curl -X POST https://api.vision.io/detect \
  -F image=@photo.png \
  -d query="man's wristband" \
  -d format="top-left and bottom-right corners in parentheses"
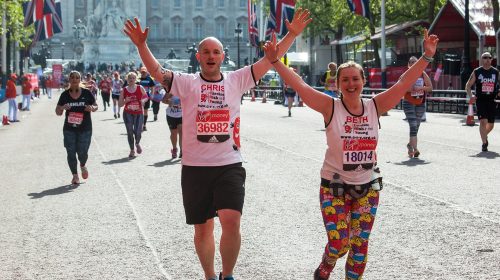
top-left (270, 59), bottom-right (279, 64)
top-left (422, 54), bottom-right (434, 63)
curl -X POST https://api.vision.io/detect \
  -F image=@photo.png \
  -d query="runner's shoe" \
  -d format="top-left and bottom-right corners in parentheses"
top-left (407, 143), bottom-right (414, 158)
top-left (171, 148), bottom-right (178, 159)
top-left (136, 143), bottom-right (142, 154)
top-left (81, 166), bottom-right (89, 179)
top-left (71, 174), bottom-right (80, 185)
top-left (413, 148), bottom-right (420, 158)
top-left (219, 273), bottom-right (234, 280)
top-left (143, 126), bottom-right (147, 131)
top-left (114, 114), bottom-right (117, 119)
top-left (314, 267), bottom-right (329, 280)
top-left (129, 150), bottom-right (135, 158)
top-left (482, 141), bottom-right (488, 152)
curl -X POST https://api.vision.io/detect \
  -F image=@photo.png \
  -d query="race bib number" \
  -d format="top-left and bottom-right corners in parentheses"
top-left (196, 109), bottom-right (230, 143)
top-left (68, 112), bottom-right (84, 125)
top-left (127, 103), bottom-right (141, 112)
top-left (342, 139), bottom-right (377, 171)
top-left (411, 89), bottom-right (425, 98)
top-left (482, 82), bottom-right (494, 94)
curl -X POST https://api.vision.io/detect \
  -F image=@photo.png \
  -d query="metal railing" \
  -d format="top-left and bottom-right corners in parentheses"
top-left (246, 86), bottom-right (490, 115)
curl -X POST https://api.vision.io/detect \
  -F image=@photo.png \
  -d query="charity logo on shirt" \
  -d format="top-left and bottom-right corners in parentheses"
top-left (479, 74), bottom-right (496, 94)
top-left (196, 83), bottom-right (230, 143)
top-left (341, 115), bottom-right (377, 171)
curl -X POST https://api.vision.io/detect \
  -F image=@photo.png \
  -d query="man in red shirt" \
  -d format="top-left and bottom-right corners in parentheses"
top-left (6, 73), bottom-right (19, 122)
top-left (21, 75), bottom-right (33, 111)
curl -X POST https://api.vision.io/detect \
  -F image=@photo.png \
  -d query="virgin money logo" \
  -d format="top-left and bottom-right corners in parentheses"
top-left (197, 111), bottom-right (211, 122)
top-left (343, 139), bottom-right (377, 151)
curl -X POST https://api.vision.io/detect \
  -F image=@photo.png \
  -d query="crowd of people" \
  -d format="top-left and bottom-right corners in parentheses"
top-left (4, 6), bottom-right (499, 280)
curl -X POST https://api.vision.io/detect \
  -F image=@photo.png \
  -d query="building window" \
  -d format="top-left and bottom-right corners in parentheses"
top-left (194, 23), bottom-right (203, 39)
top-left (216, 22), bottom-right (225, 39)
top-left (151, 0), bottom-right (160, 9)
top-left (240, 0), bottom-right (246, 8)
top-left (217, 0), bottom-right (224, 8)
top-left (174, 0), bottom-right (181, 8)
top-left (173, 23), bottom-right (181, 39)
top-left (76, 0), bottom-right (84, 8)
top-left (195, 0), bottom-right (203, 8)
top-left (150, 22), bottom-right (160, 40)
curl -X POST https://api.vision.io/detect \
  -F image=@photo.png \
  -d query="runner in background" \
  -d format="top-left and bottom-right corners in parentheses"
top-left (163, 92), bottom-right (182, 159)
top-left (138, 67), bottom-right (155, 131)
top-left (55, 71), bottom-right (98, 185)
top-left (111, 71), bottom-right (124, 119)
top-left (402, 56), bottom-right (432, 158)
top-left (119, 72), bottom-right (148, 158)
top-left (319, 62), bottom-right (338, 98)
top-left (466, 51), bottom-right (500, 152)
top-left (98, 74), bottom-right (112, 111)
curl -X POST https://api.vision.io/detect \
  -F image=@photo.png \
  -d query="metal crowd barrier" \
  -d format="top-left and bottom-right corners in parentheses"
top-left (246, 86), bottom-right (499, 116)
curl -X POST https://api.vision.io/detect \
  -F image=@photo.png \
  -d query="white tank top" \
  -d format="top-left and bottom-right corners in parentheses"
top-left (320, 98), bottom-right (379, 185)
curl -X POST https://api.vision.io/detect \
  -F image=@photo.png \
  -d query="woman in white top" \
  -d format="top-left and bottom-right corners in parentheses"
top-left (263, 30), bottom-right (438, 280)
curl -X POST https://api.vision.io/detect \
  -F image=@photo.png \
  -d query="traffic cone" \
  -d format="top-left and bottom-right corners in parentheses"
top-left (262, 91), bottom-right (267, 103)
top-left (466, 99), bottom-right (475, 126)
top-left (251, 89), bottom-right (255, 102)
top-left (2, 115), bottom-right (10, 125)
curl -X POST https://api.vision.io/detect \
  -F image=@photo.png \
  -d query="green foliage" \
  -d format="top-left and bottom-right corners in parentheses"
top-left (297, 0), bottom-right (446, 37)
top-left (0, 0), bottom-right (35, 48)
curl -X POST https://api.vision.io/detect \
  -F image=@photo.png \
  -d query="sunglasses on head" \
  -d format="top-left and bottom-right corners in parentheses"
top-left (482, 56), bottom-right (492, 59)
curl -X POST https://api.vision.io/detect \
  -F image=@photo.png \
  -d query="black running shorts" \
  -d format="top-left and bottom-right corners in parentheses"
top-left (476, 98), bottom-right (497, 123)
top-left (166, 115), bottom-right (182, 130)
top-left (181, 162), bottom-right (246, 225)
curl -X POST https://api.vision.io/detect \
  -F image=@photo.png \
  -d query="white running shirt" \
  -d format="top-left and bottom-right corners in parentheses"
top-left (169, 66), bottom-right (257, 166)
top-left (321, 98), bottom-right (379, 185)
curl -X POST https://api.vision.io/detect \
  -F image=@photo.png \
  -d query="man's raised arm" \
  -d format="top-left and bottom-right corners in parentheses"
top-left (123, 18), bottom-right (173, 90)
top-left (252, 8), bottom-right (312, 80)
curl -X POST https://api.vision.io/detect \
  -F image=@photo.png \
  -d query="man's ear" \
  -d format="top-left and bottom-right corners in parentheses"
top-left (196, 52), bottom-right (201, 62)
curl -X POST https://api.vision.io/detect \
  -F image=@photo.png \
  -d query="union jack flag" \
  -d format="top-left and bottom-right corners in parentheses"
top-left (32, 0), bottom-right (63, 43)
top-left (346, 0), bottom-right (370, 18)
top-left (247, 0), bottom-right (259, 47)
top-left (23, 0), bottom-right (45, 27)
top-left (267, 0), bottom-right (295, 37)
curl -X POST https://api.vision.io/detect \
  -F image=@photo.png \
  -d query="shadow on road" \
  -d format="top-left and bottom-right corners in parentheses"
top-left (102, 157), bottom-right (134, 165)
top-left (392, 158), bottom-right (431, 166)
top-left (27, 184), bottom-right (79, 199)
top-left (149, 159), bottom-right (181, 167)
top-left (469, 151), bottom-right (500, 159)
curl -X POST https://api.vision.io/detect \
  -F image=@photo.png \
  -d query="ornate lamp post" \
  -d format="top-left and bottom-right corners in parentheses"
top-left (234, 23), bottom-right (242, 69)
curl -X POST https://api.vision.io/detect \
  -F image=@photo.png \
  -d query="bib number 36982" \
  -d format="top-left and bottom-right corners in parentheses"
top-left (196, 109), bottom-right (230, 143)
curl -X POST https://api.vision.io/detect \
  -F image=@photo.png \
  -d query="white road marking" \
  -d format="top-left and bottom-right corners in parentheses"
top-left (92, 136), bottom-right (172, 280)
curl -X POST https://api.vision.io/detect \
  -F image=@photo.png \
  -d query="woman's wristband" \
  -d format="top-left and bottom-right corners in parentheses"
top-left (270, 59), bottom-right (279, 64)
top-left (422, 54), bottom-right (434, 63)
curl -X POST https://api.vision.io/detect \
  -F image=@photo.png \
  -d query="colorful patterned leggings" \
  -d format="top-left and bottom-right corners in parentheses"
top-left (318, 180), bottom-right (379, 279)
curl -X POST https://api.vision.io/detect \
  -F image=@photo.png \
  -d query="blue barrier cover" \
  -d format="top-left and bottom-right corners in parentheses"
top-left (0, 89), bottom-right (5, 103)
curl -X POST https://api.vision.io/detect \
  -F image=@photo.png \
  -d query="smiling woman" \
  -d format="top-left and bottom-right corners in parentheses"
top-left (263, 29), bottom-right (439, 279)
top-left (55, 71), bottom-right (98, 185)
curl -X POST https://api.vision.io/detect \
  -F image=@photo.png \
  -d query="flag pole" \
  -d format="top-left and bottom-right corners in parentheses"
top-left (380, 0), bottom-right (387, 88)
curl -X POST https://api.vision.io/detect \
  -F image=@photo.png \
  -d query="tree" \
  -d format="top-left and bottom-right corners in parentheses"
top-left (0, 0), bottom-right (34, 49)
top-left (297, 0), bottom-right (446, 67)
